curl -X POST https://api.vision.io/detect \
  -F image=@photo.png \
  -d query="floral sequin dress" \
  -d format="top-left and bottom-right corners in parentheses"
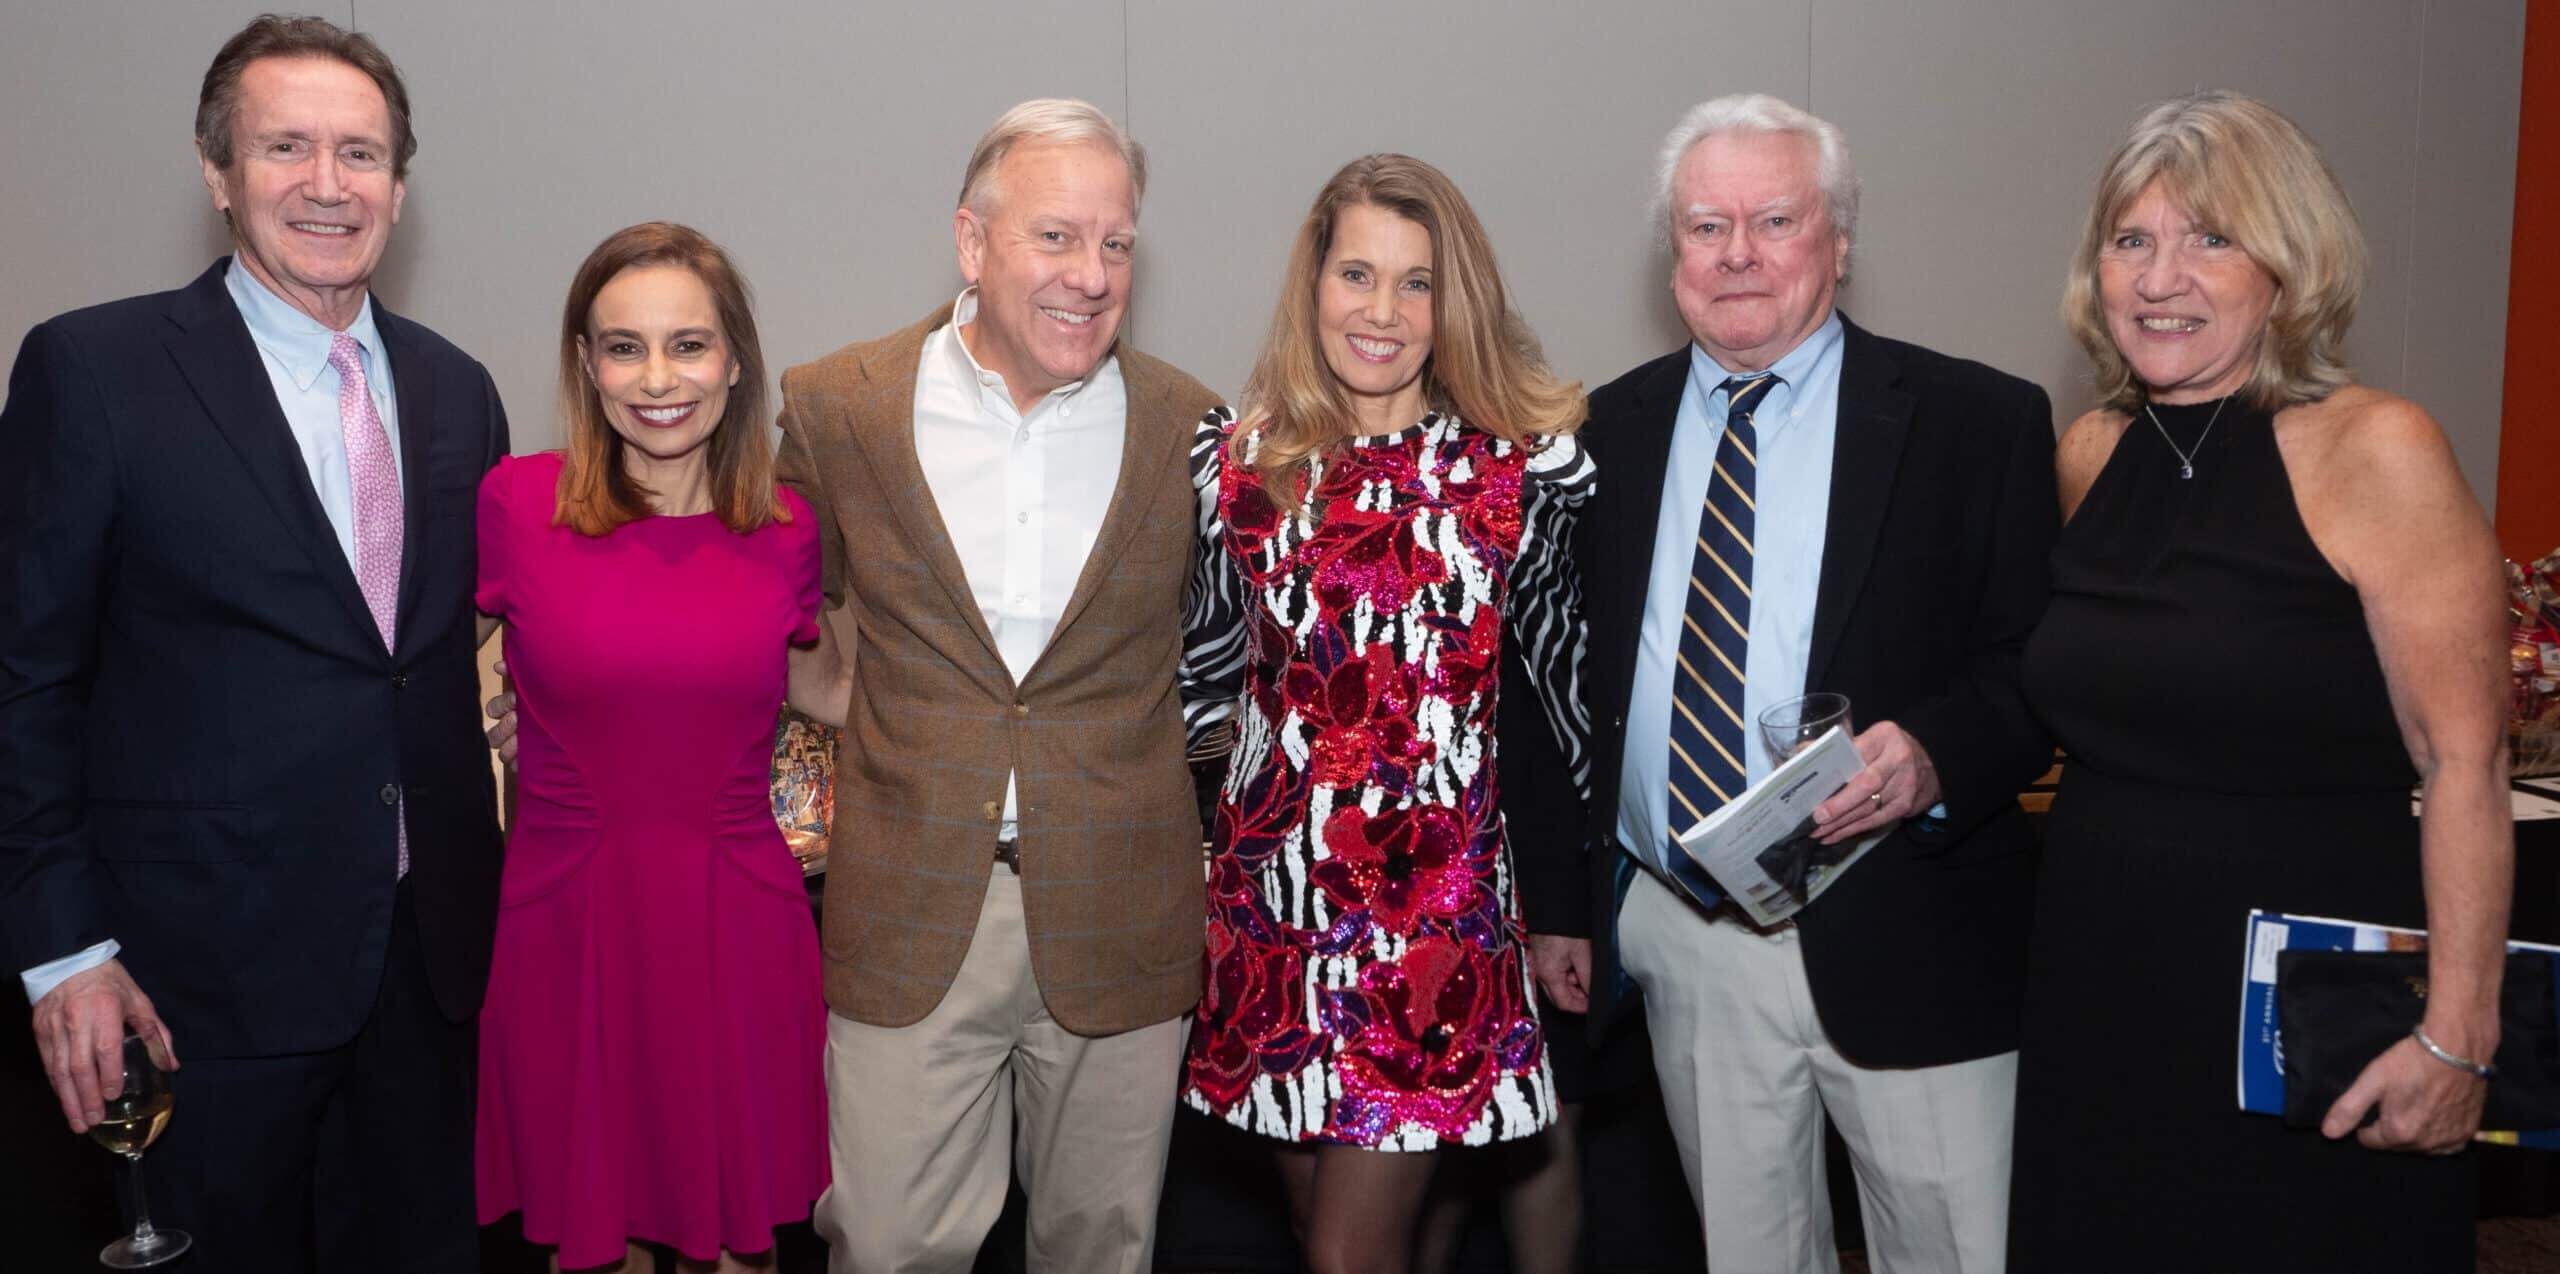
top-left (1177, 406), bottom-right (1596, 1150)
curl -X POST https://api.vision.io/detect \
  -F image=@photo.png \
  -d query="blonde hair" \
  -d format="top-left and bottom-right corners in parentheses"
top-left (1239, 153), bottom-right (1584, 515)
top-left (956, 98), bottom-right (1147, 216)
top-left (554, 222), bottom-right (785, 536)
top-left (2064, 90), bottom-right (2366, 413)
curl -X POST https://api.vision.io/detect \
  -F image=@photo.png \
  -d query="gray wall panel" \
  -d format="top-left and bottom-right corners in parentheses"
top-left (1814, 0), bottom-right (2425, 427)
top-left (0, 1), bottom-right (2525, 510)
top-left (0, 2), bottom-right (345, 344)
top-left (358, 0), bottom-right (1128, 437)
top-left (1126, 0), bottom-right (1809, 399)
top-left (2404, 0), bottom-right (2526, 501)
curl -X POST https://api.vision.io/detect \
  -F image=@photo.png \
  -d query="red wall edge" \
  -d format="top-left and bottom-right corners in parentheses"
top-left (2499, 4), bottom-right (2558, 562)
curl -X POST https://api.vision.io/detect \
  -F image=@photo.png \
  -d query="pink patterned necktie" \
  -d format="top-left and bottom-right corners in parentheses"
top-left (328, 332), bottom-right (403, 648)
top-left (328, 332), bottom-right (407, 876)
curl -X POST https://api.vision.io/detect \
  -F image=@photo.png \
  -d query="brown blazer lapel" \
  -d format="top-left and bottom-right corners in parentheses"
top-left (1041, 354), bottom-right (1187, 655)
top-left (845, 307), bottom-right (1006, 673)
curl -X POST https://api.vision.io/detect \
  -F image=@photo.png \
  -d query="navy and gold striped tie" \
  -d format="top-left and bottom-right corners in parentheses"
top-left (1660, 373), bottom-right (1778, 903)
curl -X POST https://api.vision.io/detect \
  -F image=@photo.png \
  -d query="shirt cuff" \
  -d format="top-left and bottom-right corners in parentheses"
top-left (22, 940), bottom-right (119, 1005)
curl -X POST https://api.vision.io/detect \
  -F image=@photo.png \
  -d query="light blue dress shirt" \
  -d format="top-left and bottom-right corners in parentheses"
top-left (1615, 312), bottom-right (1844, 880)
top-left (20, 262), bottom-right (404, 1005)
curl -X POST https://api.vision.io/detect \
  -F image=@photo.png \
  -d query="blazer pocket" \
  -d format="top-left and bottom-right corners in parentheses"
top-left (89, 800), bottom-right (259, 862)
top-left (819, 888), bottom-right (872, 964)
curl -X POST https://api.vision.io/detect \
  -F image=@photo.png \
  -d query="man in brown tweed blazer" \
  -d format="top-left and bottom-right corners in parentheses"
top-left (774, 99), bottom-right (1221, 1274)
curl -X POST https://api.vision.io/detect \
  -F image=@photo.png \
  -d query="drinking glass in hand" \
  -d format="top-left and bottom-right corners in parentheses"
top-left (1759, 692), bottom-right (1852, 764)
top-left (91, 1034), bottom-right (189, 1269)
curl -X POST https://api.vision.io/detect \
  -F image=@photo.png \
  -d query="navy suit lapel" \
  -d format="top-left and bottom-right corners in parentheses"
top-left (1807, 316), bottom-right (1913, 689)
top-left (163, 261), bottom-right (380, 654)
top-left (381, 308), bottom-right (435, 655)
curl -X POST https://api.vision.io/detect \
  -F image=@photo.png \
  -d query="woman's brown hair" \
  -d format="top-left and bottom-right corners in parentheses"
top-left (553, 222), bottom-right (784, 536)
top-left (1240, 154), bottom-right (1584, 514)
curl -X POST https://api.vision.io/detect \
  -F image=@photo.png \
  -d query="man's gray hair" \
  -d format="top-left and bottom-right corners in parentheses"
top-left (957, 98), bottom-right (1148, 216)
top-left (1650, 94), bottom-right (1859, 251)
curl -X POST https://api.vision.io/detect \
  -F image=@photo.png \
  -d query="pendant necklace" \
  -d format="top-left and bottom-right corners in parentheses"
top-left (2142, 395), bottom-right (2229, 480)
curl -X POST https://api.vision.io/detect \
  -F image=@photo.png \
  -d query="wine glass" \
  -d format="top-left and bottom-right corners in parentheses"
top-left (91, 1033), bottom-right (189, 1269)
top-left (1759, 692), bottom-right (1852, 764)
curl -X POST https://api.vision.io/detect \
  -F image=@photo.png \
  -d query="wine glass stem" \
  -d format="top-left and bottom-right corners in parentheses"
top-left (124, 1152), bottom-right (159, 1242)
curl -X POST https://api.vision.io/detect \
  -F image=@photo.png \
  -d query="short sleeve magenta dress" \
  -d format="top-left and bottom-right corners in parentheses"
top-left (471, 452), bottom-right (828, 1267)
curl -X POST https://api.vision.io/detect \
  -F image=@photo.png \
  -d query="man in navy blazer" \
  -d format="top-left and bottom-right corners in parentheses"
top-left (1516, 95), bottom-right (2056, 1273)
top-left (0, 17), bottom-right (505, 1271)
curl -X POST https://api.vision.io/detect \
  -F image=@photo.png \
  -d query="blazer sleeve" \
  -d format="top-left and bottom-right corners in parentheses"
top-left (0, 321), bottom-right (117, 972)
top-left (774, 369), bottom-right (845, 612)
top-left (480, 360), bottom-right (513, 479)
top-left (1896, 378), bottom-right (2059, 842)
top-left (774, 367), bottom-right (860, 691)
top-left (467, 359), bottom-right (514, 610)
top-left (473, 456), bottom-right (516, 617)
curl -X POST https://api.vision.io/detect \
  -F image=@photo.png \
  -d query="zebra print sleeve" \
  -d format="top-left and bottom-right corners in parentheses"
top-left (1510, 433), bottom-right (1598, 799)
top-left (1180, 406), bottom-right (1248, 759)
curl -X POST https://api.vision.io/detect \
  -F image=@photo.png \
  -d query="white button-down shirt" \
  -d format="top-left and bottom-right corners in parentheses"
top-left (914, 288), bottom-right (1127, 839)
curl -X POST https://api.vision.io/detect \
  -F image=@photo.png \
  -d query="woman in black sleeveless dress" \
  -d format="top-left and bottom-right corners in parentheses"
top-left (2009, 92), bottom-right (2514, 1270)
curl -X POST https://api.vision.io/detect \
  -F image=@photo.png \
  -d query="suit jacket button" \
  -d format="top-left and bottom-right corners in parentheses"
top-left (1012, 702), bottom-right (1030, 718)
top-left (390, 672), bottom-right (408, 688)
top-left (983, 801), bottom-right (1001, 821)
top-left (379, 784), bottom-right (400, 806)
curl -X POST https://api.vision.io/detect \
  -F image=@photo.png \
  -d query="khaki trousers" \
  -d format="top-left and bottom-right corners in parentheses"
top-left (814, 870), bottom-right (1187, 1274)
top-left (1621, 871), bottom-right (2016, 1274)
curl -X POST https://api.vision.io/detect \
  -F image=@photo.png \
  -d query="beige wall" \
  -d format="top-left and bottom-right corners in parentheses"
top-left (0, 0), bottom-right (2523, 507)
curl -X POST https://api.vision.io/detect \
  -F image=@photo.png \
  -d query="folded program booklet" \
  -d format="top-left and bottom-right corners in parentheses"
top-left (1671, 725), bottom-right (1886, 927)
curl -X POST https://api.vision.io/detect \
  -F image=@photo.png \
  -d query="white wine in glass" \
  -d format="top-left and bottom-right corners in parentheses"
top-left (94, 1033), bottom-right (190, 1269)
top-left (88, 1088), bottom-right (171, 1158)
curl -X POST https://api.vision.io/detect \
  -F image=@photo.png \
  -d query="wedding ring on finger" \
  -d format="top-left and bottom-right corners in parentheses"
top-left (1868, 791), bottom-right (1883, 806)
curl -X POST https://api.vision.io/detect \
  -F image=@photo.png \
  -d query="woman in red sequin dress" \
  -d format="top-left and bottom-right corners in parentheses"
top-left (1176, 155), bottom-right (1596, 1272)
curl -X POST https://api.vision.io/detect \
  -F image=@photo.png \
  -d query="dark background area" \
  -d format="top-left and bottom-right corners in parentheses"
top-left (8, 809), bottom-right (2555, 1271)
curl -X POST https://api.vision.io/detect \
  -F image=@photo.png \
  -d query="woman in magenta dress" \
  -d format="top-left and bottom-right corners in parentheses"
top-left (1177, 155), bottom-right (1595, 1274)
top-left (473, 222), bottom-right (827, 1272)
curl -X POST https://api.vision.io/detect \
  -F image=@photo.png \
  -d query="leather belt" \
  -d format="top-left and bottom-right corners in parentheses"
top-left (1621, 842), bottom-right (1794, 934)
top-left (994, 838), bottom-right (1020, 873)
top-left (1702, 897), bottom-right (1794, 934)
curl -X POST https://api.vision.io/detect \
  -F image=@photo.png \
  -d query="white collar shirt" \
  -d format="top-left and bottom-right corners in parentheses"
top-left (913, 287), bottom-right (1128, 838)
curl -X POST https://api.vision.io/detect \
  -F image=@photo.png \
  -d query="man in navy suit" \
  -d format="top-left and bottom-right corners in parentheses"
top-left (1517, 94), bottom-right (2056, 1273)
top-left (0, 16), bottom-right (506, 1271)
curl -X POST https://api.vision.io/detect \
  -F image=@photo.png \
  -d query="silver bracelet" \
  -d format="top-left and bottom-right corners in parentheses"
top-left (2410, 1025), bottom-right (2497, 1080)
